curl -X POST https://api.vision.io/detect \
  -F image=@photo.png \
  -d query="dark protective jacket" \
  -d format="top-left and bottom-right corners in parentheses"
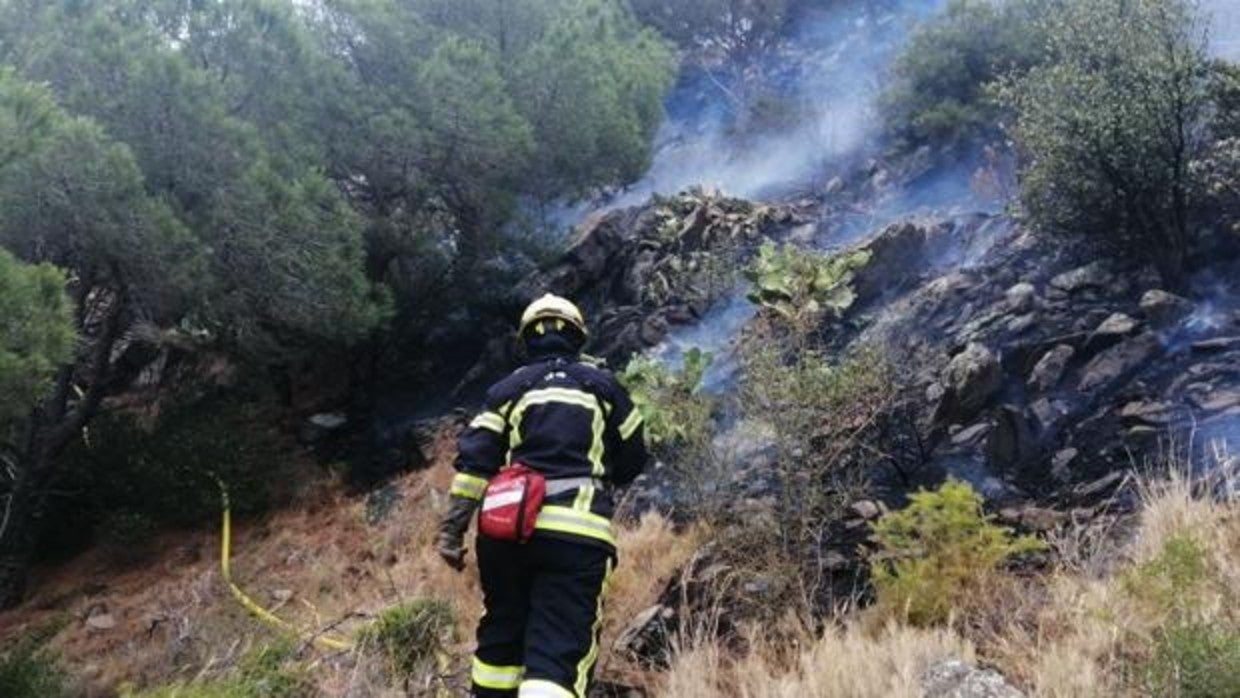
top-left (448, 352), bottom-right (648, 549)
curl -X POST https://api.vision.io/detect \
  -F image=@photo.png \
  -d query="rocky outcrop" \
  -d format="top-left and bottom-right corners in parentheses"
top-left (519, 191), bottom-right (797, 363)
top-left (921, 660), bottom-right (1025, 698)
top-left (1140, 289), bottom-right (1194, 328)
top-left (937, 343), bottom-right (1003, 423)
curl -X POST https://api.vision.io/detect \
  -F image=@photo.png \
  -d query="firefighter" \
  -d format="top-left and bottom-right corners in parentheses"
top-left (436, 293), bottom-right (649, 698)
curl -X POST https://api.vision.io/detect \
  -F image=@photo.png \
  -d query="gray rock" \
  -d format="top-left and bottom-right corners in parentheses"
top-left (986, 405), bottom-right (1036, 472)
top-left (942, 343), bottom-right (1003, 419)
top-left (1006, 313), bottom-right (1037, 335)
top-left (1140, 289), bottom-right (1194, 328)
top-left (1030, 398), bottom-right (1070, 434)
top-left (1005, 282), bottom-right (1037, 313)
top-left (1051, 448), bottom-right (1080, 483)
top-left (1119, 400), bottom-right (1175, 426)
top-left (952, 422), bottom-right (993, 446)
top-left (1192, 387), bottom-right (1240, 413)
top-left (1027, 344), bottom-right (1075, 393)
top-left (1094, 312), bottom-right (1139, 338)
top-left (1050, 263), bottom-right (1113, 294)
top-left (849, 500), bottom-right (883, 520)
top-left (1078, 332), bottom-right (1162, 392)
top-left (921, 659), bottom-right (1025, 698)
top-left (86, 613), bottom-right (117, 631)
top-left (1192, 336), bottom-right (1240, 352)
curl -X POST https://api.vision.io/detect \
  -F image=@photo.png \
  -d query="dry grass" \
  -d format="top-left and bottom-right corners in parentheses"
top-left (651, 458), bottom-right (1240, 698)
top-left (5, 434), bottom-right (1239, 698)
top-left (657, 621), bottom-right (973, 698)
top-left (0, 422), bottom-right (703, 697)
top-left (1006, 467), bottom-right (1240, 698)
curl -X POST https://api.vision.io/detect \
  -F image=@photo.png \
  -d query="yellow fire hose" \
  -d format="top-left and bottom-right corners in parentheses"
top-left (215, 476), bottom-right (354, 651)
top-left (214, 476), bottom-right (454, 694)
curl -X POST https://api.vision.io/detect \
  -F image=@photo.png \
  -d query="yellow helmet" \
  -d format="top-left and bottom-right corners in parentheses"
top-left (519, 293), bottom-right (588, 338)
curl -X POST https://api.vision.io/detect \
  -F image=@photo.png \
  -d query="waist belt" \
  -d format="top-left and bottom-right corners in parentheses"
top-left (544, 477), bottom-right (601, 496)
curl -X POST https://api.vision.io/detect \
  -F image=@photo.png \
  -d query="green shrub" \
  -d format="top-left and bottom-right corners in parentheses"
top-left (745, 241), bottom-right (870, 333)
top-left (618, 348), bottom-right (714, 451)
top-left (869, 479), bottom-right (1046, 627)
top-left (123, 640), bottom-right (311, 698)
top-left (45, 394), bottom-right (290, 556)
top-left (882, 0), bottom-right (1049, 154)
top-left (997, 0), bottom-right (1213, 283)
top-left (729, 345), bottom-right (901, 616)
top-left (1146, 621), bottom-right (1240, 698)
top-left (0, 630), bottom-right (67, 698)
top-left (357, 599), bottom-right (457, 680)
top-left (1123, 534), bottom-right (1215, 619)
top-left (1122, 535), bottom-right (1240, 697)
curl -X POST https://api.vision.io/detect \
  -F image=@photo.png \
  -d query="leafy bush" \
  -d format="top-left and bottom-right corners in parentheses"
top-left (1146, 621), bottom-right (1240, 698)
top-left (869, 479), bottom-right (1046, 627)
top-left (745, 241), bottom-right (870, 333)
top-left (124, 640), bottom-right (312, 698)
top-left (0, 247), bottom-right (76, 427)
top-left (882, 0), bottom-right (1049, 154)
top-left (618, 348), bottom-right (714, 451)
top-left (44, 395), bottom-right (291, 557)
top-left (997, 0), bottom-right (1213, 283)
top-left (357, 599), bottom-right (457, 680)
top-left (729, 344), bottom-right (902, 615)
top-left (0, 629), bottom-right (67, 698)
top-left (1190, 62), bottom-right (1240, 238)
top-left (1122, 534), bottom-right (1240, 697)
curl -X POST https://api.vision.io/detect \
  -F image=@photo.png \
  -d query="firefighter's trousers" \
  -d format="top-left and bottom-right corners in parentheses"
top-left (470, 534), bottom-right (615, 698)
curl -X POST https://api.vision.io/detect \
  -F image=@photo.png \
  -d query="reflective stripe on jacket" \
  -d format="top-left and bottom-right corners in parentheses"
top-left (449, 355), bottom-right (648, 547)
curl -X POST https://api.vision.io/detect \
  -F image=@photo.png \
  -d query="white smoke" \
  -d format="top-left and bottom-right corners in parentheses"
top-left (553, 0), bottom-right (951, 218)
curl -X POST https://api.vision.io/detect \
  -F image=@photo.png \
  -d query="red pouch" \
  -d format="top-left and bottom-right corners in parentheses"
top-left (479, 464), bottom-right (545, 543)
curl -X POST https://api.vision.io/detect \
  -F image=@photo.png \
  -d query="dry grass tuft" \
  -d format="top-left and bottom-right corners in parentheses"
top-left (658, 620), bottom-right (973, 698)
top-left (991, 465), bottom-right (1240, 698)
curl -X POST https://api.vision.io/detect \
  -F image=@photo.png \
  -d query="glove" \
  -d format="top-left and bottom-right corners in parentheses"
top-left (435, 496), bottom-right (476, 571)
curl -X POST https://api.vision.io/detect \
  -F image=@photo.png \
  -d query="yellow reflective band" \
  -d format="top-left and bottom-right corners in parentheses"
top-left (575, 557), bottom-right (614, 697)
top-left (618, 409), bottom-right (643, 440)
top-left (572, 484), bottom-right (595, 512)
top-left (470, 411), bottom-right (506, 434)
top-left (472, 657), bottom-right (523, 690)
top-left (507, 388), bottom-right (606, 476)
top-left (450, 472), bottom-right (488, 501)
top-left (518, 679), bottom-right (576, 698)
top-left (534, 506), bottom-right (615, 547)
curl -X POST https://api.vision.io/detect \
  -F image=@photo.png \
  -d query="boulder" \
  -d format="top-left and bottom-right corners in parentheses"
top-left (1192, 387), bottom-right (1240, 413)
top-left (940, 343), bottom-right (1003, 421)
top-left (1119, 400), bottom-right (1175, 426)
top-left (998, 505), bottom-right (1069, 532)
top-left (1027, 345), bottom-right (1075, 393)
top-left (986, 405), bottom-right (1037, 473)
top-left (1030, 398), bottom-right (1070, 433)
top-left (853, 222), bottom-right (934, 304)
top-left (1005, 282), bottom-right (1037, 313)
top-left (921, 659), bottom-right (1025, 698)
top-left (1140, 289), bottom-right (1194, 328)
top-left (951, 422), bottom-right (993, 447)
top-left (1078, 333), bottom-right (1162, 392)
top-left (1049, 263), bottom-right (1113, 295)
top-left (1094, 312), bottom-right (1139, 337)
top-left (849, 500), bottom-right (883, 520)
